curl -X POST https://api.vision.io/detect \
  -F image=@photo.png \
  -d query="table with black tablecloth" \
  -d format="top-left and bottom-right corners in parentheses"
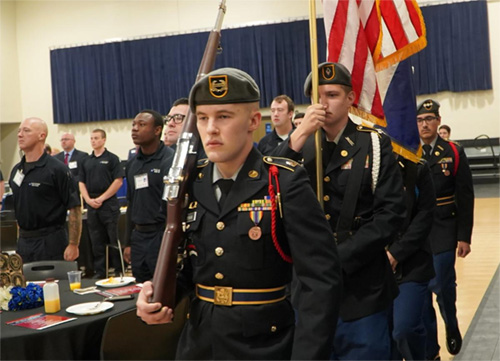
top-left (1, 279), bottom-right (137, 360)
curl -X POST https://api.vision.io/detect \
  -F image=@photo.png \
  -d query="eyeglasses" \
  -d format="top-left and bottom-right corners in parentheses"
top-left (60, 138), bottom-right (72, 141)
top-left (164, 114), bottom-right (186, 124)
top-left (417, 116), bottom-right (439, 124)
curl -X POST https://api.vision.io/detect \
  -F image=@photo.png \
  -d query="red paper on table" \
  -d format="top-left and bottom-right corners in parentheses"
top-left (96, 284), bottom-right (142, 297)
top-left (6, 313), bottom-right (76, 330)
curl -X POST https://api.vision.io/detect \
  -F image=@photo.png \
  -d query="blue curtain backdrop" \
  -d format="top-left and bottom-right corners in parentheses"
top-left (51, 0), bottom-right (492, 124)
top-left (410, 0), bottom-right (492, 95)
top-left (50, 19), bottom-right (326, 124)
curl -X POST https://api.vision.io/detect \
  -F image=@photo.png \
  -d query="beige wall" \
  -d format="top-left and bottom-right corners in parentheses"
top-left (416, 0), bottom-right (500, 143)
top-left (1, 0), bottom-right (499, 177)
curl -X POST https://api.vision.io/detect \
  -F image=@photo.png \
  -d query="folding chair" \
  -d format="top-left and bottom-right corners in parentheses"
top-left (23, 260), bottom-right (78, 281)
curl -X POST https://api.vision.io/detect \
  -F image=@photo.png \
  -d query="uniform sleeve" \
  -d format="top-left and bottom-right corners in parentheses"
top-left (270, 138), bottom-right (303, 160)
top-left (55, 167), bottom-right (81, 209)
top-left (256, 134), bottom-right (268, 154)
top-left (111, 154), bottom-right (125, 180)
top-left (79, 157), bottom-right (87, 183)
top-left (455, 145), bottom-right (474, 243)
top-left (388, 162), bottom-right (435, 263)
top-left (124, 161), bottom-right (134, 247)
top-left (282, 166), bottom-right (342, 360)
top-left (338, 135), bottom-right (406, 275)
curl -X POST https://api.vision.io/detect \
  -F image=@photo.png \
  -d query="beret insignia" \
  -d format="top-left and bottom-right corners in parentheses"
top-left (209, 75), bottom-right (228, 98)
top-left (322, 64), bottom-right (335, 81)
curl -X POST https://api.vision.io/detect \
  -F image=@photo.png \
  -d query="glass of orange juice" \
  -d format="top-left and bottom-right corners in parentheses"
top-left (67, 270), bottom-right (82, 291)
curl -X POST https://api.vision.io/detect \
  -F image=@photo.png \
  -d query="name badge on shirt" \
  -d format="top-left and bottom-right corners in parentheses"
top-left (134, 173), bottom-right (149, 189)
top-left (68, 161), bottom-right (78, 169)
top-left (13, 169), bottom-right (25, 187)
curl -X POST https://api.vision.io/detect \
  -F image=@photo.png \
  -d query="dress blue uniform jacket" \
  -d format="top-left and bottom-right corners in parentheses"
top-left (426, 136), bottom-right (474, 254)
top-left (275, 120), bottom-right (405, 321)
top-left (177, 147), bottom-right (342, 360)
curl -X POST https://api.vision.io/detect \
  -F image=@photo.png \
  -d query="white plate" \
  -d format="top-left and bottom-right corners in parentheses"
top-left (66, 301), bottom-right (114, 316)
top-left (95, 276), bottom-right (136, 288)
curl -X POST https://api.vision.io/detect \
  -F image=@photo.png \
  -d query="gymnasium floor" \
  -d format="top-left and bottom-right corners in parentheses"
top-left (438, 183), bottom-right (500, 361)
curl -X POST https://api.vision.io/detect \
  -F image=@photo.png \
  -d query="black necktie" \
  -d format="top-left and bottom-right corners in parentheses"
top-left (423, 144), bottom-right (432, 161)
top-left (216, 179), bottom-right (234, 209)
top-left (323, 141), bottom-right (337, 166)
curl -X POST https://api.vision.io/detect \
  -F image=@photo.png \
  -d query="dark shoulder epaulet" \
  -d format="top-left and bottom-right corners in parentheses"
top-left (263, 156), bottom-right (298, 172)
top-left (197, 158), bottom-right (209, 168)
top-left (356, 124), bottom-right (382, 138)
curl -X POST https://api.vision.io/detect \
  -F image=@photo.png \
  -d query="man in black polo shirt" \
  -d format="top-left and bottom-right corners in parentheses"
top-left (79, 129), bottom-right (124, 279)
top-left (123, 110), bottom-right (174, 282)
top-left (257, 94), bottom-right (295, 155)
top-left (9, 117), bottom-right (82, 262)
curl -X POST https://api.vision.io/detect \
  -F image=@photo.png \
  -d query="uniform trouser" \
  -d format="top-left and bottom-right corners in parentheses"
top-left (423, 250), bottom-right (458, 358)
top-left (17, 228), bottom-right (67, 262)
top-left (391, 281), bottom-right (429, 361)
top-left (130, 228), bottom-right (163, 283)
top-left (331, 308), bottom-right (391, 360)
top-left (177, 298), bottom-right (294, 360)
top-left (86, 203), bottom-right (121, 278)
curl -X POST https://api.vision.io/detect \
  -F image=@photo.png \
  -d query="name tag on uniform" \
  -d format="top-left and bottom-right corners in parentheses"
top-left (13, 170), bottom-right (24, 187)
top-left (134, 173), bottom-right (149, 189)
top-left (68, 161), bottom-right (78, 169)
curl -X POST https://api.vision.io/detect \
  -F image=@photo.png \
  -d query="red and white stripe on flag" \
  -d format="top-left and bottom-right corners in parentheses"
top-left (322, 0), bottom-right (426, 125)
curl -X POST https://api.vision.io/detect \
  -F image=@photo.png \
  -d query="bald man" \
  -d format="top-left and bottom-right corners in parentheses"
top-left (54, 132), bottom-right (89, 183)
top-left (9, 118), bottom-right (82, 262)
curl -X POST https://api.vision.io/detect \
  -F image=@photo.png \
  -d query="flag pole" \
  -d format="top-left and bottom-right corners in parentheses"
top-left (309, 0), bottom-right (324, 208)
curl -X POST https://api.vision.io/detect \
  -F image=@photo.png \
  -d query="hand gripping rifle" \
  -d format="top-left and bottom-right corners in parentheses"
top-left (150, 0), bottom-right (227, 309)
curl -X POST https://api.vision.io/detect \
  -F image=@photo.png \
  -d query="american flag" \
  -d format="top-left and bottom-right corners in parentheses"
top-left (322, 0), bottom-right (426, 159)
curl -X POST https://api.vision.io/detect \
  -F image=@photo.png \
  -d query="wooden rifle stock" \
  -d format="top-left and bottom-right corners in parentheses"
top-left (150, 0), bottom-right (227, 309)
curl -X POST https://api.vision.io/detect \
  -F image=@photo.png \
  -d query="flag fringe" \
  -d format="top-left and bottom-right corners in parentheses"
top-left (349, 106), bottom-right (387, 127)
top-left (375, 37), bottom-right (427, 72)
top-left (392, 141), bottom-right (422, 164)
top-left (373, 0), bottom-right (427, 72)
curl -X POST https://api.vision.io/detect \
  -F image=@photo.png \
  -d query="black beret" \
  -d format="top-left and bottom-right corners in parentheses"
top-left (304, 62), bottom-right (352, 97)
top-left (417, 99), bottom-right (440, 116)
top-left (189, 68), bottom-right (260, 112)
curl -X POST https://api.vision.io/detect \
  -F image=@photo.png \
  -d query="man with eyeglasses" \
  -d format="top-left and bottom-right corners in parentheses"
top-left (54, 133), bottom-right (89, 184)
top-left (163, 98), bottom-right (189, 150)
top-left (417, 99), bottom-right (474, 360)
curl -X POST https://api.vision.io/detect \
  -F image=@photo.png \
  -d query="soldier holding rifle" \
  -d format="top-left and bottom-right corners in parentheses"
top-left (137, 68), bottom-right (342, 360)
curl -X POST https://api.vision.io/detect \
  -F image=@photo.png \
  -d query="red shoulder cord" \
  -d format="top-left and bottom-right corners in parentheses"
top-left (268, 165), bottom-right (292, 263)
top-left (448, 142), bottom-right (460, 176)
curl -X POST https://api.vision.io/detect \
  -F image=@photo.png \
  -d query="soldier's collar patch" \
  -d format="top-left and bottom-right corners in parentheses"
top-left (248, 170), bottom-right (259, 178)
top-left (321, 64), bottom-right (335, 81)
top-left (209, 75), bottom-right (228, 98)
top-left (197, 158), bottom-right (209, 168)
